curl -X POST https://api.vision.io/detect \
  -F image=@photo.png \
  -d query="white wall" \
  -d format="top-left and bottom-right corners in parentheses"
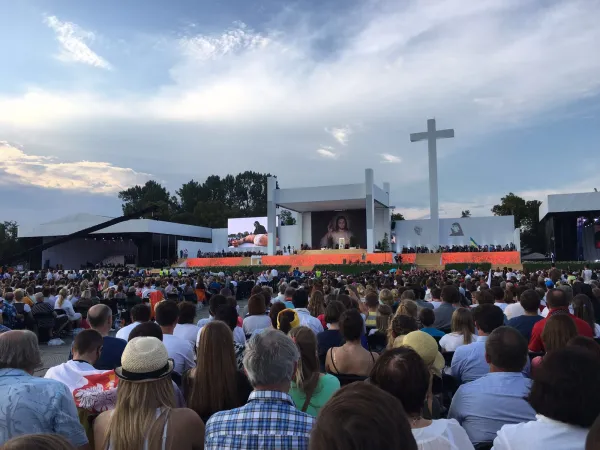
top-left (279, 225), bottom-right (302, 250)
top-left (177, 240), bottom-right (216, 258)
top-left (394, 216), bottom-right (516, 250)
top-left (374, 208), bottom-right (386, 245)
top-left (211, 228), bottom-right (229, 252)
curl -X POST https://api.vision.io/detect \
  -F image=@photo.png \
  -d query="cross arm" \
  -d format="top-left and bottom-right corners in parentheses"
top-left (436, 129), bottom-right (454, 139)
top-left (410, 132), bottom-right (429, 142)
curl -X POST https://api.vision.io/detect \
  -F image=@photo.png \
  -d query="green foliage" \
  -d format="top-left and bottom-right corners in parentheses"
top-left (0, 221), bottom-right (22, 259)
top-left (461, 210), bottom-right (471, 218)
top-left (391, 212), bottom-right (405, 221)
top-left (522, 261), bottom-right (600, 271)
top-left (119, 171), bottom-right (273, 228)
top-left (445, 262), bottom-right (492, 271)
top-left (313, 264), bottom-right (412, 274)
top-left (279, 209), bottom-right (296, 226)
top-left (380, 233), bottom-right (390, 252)
top-left (491, 192), bottom-right (543, 252)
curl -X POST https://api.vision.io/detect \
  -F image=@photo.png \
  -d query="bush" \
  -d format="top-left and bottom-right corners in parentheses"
top-left (313, 264), bottom-right (412, 275)
top-left (522, 261), bottom-right (600, 271)
top-left (445, 262), bottom-right (492, 272)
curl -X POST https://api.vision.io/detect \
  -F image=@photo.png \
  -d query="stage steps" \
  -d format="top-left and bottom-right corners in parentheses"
top-left (415, 253), bottom-right (443, 268)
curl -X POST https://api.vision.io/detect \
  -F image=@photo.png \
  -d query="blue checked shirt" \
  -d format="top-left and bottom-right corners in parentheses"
top-left (205, 390), bottom-right (315, 450)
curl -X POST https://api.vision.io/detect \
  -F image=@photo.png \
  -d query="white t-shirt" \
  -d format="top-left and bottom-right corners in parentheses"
top-left (504, 303), bottom-right (525, 321)
top-left (583, 269), bottom-right (593, 284)
top-left (173, 323), bottom-right (201, 347)
top-left (162, 334), bottom-right (196, 375)
top-left (430, 300), bottom-right (442, 309)
top-left (411, 418), bottom-right (474, 450)
top-left (439, 332), bottom-right (474, 353)
top-left (242, 315), bottom-right (272, 335)
top-left (197, 317), bottom-right (246, 345)
top-left (116, 321), bottom-right (141, 341)
top-left (494, 302), bottom-right (508, 312)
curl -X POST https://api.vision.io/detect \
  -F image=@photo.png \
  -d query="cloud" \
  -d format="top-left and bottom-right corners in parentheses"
top-left (316, 147), bottom-right (338, 159)
top-left (0, 141), bottom-right (149, 194)
top-left (380, 153), bottom-right (401, 164)
top-left (326, 126), bottom-right (353, 146)
top-left (44, 15), bottom-right (111, 69)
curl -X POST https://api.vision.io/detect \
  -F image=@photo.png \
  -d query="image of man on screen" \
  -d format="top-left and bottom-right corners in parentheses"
top-left (253, 221), bottom-right (267, 235)
top-left (319, 214), bottom-right (354, 248)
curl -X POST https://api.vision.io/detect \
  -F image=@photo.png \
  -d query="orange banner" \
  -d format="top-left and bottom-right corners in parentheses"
top-left (441, 251), bottom-right (520, 266)
top-left (185, 257), bottom-right (245, 267)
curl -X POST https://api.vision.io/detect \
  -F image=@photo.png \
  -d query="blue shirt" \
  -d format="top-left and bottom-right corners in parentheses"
top-left (69, 336), bottom-right (126, 370)
top-left (450, 336), bottom-right (531, 384)
top-left (448, 372), bottom-right (536, 444)
top-left (0, 369), bottom-right (88, 447)
top-left (421, 327), bottom-right (446, 337)
top-left (205, 390), bottom-right (315, 449)
top-left (0, 302), bottom-right (17, 329)
top-left (507, 315), bottom-right (544, 343)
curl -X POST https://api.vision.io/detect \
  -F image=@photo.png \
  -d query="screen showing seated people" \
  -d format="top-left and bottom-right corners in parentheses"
top-left (311, 210), bottom-right (367, 249)
top-left (228, 217), bottom-right (277, 248)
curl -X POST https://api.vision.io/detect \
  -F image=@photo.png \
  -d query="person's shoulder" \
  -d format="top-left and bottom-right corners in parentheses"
top-left (321, 373), bottom-right (341, 389)
top-left (104, 336), bottom-right (127, 349)
top-left (171, 407), bottom-right (204, 425)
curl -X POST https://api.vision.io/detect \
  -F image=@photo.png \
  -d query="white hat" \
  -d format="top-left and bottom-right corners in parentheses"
top-left (115, 337), bottom-right (174, 382)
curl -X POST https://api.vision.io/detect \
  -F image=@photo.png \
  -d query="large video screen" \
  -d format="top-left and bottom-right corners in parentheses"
top-left (228, 217), bottom-right (272, 248)
top-left (311, 210), bottom-right (366, 249)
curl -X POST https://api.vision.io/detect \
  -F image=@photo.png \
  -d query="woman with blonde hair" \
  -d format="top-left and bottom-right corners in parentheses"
top-left (183, 321), bottom-right (251, 423)
top-left (54, 288), bottom-right (81, 326)
top-left (379, 289), bottom-right (394, 308)
top-left (94, 337), bottom-right (205, 450)
top-left (439, 308), bottom-right (476, 352)
top-left (289, 326), bottom-right (340, 416)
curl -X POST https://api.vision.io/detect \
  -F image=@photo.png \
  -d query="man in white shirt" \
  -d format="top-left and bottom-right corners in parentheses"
top-left (116, 304), bottom-right (152, 341)
top-left (292, 290), bottom-right (324, 334)
top-left (270, 268), bottom-right (279, 279)
top-left (155, 301), bottom-right (195, 375)
top-left (197, 294), bottom-right (246, 345)
top-left (583, 265), bottom-right (593, 284)
top-left (430, 287), bottom-right (443, 309)
top-left (272, 283), bottom-right (287, 304)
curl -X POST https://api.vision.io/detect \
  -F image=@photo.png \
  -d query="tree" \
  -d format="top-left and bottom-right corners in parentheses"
top-left (380, 233), bottom-right (390, 252)
top-left (0, 221), bottom-right (20, 260)
top-left (279, 209), bottom-right (296, 226)
top-left (492, 193), bottom-right (543, 251)
top-left (391, 212), bottom-right (405, 221)
top-left (461, 210), bottom-right (471, 218)
top-left (118, 180), bottom-right (177, 221)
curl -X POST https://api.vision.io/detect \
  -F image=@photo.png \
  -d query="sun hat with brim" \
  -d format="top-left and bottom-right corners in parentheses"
top-left (401, 331), bottom-right (445, 378)
top-left (115, 337), bottom-right (174, 382)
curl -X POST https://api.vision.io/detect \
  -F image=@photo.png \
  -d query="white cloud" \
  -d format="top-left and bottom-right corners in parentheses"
top-left (44, 15), bottom-right (111, 69)
top-left (380, 153), bottom-right (401, 164)
top-left (317, 147), bottom-right (338, 159)
top-left (326, 126), bottom-right (353, 146)
top-left (0, 141), bottom-right (149, 194)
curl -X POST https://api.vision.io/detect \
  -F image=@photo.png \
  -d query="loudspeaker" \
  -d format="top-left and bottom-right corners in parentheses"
top-left (391, 221), bottom-right (396, 230)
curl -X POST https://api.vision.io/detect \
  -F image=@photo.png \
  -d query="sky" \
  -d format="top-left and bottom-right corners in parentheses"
top-left (1, 0), bottom-right (600, 227)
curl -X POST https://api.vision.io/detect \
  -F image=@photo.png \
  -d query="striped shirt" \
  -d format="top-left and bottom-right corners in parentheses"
top-left (205, 390), bottom-right (314, 449)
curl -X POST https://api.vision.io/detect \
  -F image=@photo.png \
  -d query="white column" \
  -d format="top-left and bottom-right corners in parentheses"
top-left (365, 168), bottom-right (375, 253)
top-left (383, 182), bottom-right (391, 245)
top-left (427, 119), bottom-right (440, 249)
top-left (267, 176), bottom-right (277, 256)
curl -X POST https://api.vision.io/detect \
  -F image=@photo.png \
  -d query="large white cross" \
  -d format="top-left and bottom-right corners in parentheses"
top-left (410, 118), bottom-right (454, 249)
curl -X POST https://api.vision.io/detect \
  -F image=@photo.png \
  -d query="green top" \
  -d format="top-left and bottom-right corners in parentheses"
top-left (289, 373), bottom-right (340, 417)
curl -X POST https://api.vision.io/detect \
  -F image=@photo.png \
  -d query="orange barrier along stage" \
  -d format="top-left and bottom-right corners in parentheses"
top-left (441, 251), bottom-right (521, 266)
top-left (184, 253), bottom-right (395, 268)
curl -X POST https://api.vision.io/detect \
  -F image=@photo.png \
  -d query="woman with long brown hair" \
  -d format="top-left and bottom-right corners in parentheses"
top-left (94, 337), bottom-right (205, 450)
top-left (183, 321), bottom-right (251, 424)
top-left (572, 294), bottom-right (600, 337)
top-left (439, 308), bottom-right (476, 352)
top-left (308, 290), bottom-right (326, 318)
top-left (532, 314), bottom-right (578, 374)
top-left (288, 326), bottom-right (340, 417)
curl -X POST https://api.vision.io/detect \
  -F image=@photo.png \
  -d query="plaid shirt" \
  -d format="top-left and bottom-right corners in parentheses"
top-left (205, 390), bottom-right (315, 450)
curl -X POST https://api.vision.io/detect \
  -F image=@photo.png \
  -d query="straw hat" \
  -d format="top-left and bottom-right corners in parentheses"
top-left (115, 337), bottom-right (174, 382)
top-left (400, 331), bottom-right (445, 378)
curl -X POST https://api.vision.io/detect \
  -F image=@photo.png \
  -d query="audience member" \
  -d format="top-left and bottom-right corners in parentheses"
top-left (567, 335), bottom-right (600, 359)
top-left (155, 301), bottom-right (196, 375)
top-left (86, 304), bottom-right (126, 370)
top-left (0, 434), bottom-right (76, 450)
top-left (293, 290), bottom-right (324, 334)
top-left (506, 289), bottom-right (543, 343)
top-left (128, 321), bottom-right (163, 341)
top-left (173, 302), bottom-right (201, 347)
top-left (532, 314), bottom-right (578, 372)
top-left (93, 337), bottom-right (205, 450)
top-left (529, 289), bottom-right (593, 352)
top-left (449, 327), bottom-right (536, 445)
top-left (587, 414), bottom-right (600, 450)
top-left (370, 347), bottom-right (473, 449)
top-left (214, 305), bottom-right (246, 370)
top-left (278, 308), bottom-right (300, 334)
top-left (364, 292), bottom-right (379, 327)
top-left (572, 293), bottom-right (600, 337)
top-left (116, 304), bottom-right (151, 341)
top-left (317, 301), bottom-right (345, 370)
top-left (419, 308), bottom-right (445, 338)
top-left (308, 383), bottom-right (417, 450)
top-left (289, 326), bottom-right (340, 417)
top-left (494, 347), bottom-right (600, 449)
top-left (439, 307), bottom-right (475, 352)
top-left (205, 329), bottom-right (314, 449)
top-left (390, 315), bottom-right (419, 348)
top-left (432, 286), bottom-right (459, 330)
top-left (243, 294), bottom-right (272, 336)
top-left (0, 331), bottom-right (89, 449)
top-left (183, 321), bottom-right (251, 423)
top-left (451, 304), bottom-right (509, 383)
top-left (491, 286), bottom-right (509, 312)
top-left (325, 309), bottom-right (378, 377)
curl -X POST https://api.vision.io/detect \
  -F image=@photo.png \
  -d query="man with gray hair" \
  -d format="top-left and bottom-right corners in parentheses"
top-left (205, 329), bottom-right (314, 449)
top-left (0, 330), bottom-right (90, 449)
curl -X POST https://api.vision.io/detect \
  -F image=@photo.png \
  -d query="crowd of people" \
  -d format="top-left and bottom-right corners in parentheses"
top-left (402, 243), bottom-right (517, 254)
top-left (189, 250), bottom-right (267, 259)
top-left (1, 263), bottom-right (600, 449)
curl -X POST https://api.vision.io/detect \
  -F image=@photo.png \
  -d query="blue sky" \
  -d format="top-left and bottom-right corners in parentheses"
top-left (1, 0), bottom-right (599, 226)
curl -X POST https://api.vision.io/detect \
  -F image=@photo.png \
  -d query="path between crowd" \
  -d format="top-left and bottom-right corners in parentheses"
top-left (35, 299), bottom-right (249, 377)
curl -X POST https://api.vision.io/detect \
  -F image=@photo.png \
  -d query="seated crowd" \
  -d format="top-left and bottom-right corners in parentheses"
top-left (1, 265), bottom-right (600, 449)
top-left (402, 243), bottom-right (516, 253)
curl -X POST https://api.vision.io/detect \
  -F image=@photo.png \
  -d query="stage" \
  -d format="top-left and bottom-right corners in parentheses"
top-left (181, 250), bottom-right (521, 270)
